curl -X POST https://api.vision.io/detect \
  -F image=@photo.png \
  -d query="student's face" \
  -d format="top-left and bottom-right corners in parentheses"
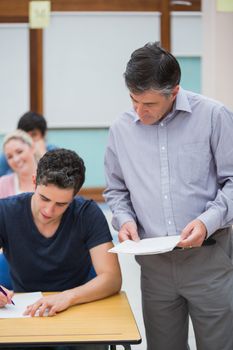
top-left (31, 182), bottom-right (74, 227)
top-left (130, 87), bottom-right (179, 125)
top-left (28, 129), bottom-right (44, 142)
top-left (4, 139), bottom-right (35, 175)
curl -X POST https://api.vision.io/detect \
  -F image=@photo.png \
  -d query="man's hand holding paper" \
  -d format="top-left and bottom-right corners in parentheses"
top-left (118, 221), bottom-right (140, 242)
top-left (109, 235), bottom-right (180, 255)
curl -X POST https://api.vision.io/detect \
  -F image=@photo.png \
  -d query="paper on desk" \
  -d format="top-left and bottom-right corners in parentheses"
top-left (109, 235), bottom-right (180, 255)
top-left (0, 292), bottom-right (43, 318)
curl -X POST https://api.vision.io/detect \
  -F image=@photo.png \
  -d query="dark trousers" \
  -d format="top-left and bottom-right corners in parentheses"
top-left (136, 228), bottom-right (233, 350)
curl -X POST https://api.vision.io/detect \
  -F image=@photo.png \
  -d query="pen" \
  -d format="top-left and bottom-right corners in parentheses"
top-left (0, 286), bottom-right (15, 305)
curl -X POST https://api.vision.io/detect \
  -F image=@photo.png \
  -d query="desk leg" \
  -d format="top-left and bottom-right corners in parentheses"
top-left (109, 346), bottom-right (131, 350)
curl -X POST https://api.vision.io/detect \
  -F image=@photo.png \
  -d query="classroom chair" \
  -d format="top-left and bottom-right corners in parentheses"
top-left (0, 252), bottom-right (12, 289)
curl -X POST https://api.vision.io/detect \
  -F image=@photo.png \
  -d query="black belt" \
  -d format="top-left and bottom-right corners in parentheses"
top-left (174, 237), bottom-right (216, 250)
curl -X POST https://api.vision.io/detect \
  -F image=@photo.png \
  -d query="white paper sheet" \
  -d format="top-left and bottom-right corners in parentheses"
top-left (0, 292), bottom-right (43, 318)
top-left (109, 235), bottom-right (180, 255)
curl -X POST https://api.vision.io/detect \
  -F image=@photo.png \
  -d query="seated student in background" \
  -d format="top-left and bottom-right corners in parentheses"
top-left (0, 111), bottom-right (57, 177)
top-left (0, 130), bottom-right (38, 198)
top-left (0, 149), bottom-right (122, 329)
top-left (0, 130), bottom-right (38, 290)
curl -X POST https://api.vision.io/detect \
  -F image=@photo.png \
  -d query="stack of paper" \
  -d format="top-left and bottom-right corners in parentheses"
top-left (0, 292), bottom-right (44, 318)
top-left (109, 235), bottom-right (180, 255)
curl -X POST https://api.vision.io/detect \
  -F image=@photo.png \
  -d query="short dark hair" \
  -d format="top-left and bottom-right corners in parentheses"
top-left (36, 149), bottom-right (85, 195)
top-left (124, 42), bottom-right (181, 95)
top-left (17, 111), bottom-right (47, 136)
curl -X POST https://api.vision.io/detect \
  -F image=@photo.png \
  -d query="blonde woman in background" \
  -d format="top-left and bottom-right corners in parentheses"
top-left (0, 129), bottom-right (38, 198)
top-left (0, 129), bottom-right (38, 289)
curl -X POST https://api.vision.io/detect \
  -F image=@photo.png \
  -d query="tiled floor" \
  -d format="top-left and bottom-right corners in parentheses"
top-left (99, 204), bottom-right (197, 350)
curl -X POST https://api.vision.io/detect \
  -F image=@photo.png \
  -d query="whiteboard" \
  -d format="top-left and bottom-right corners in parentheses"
top-left (0, 24), bottom-right (29, 133)
top-left (0, 12), bottom-right (202, 131)
top-left (171, 12), bottom-right (202, 56)
top-left (43, 12), bottom-right (160, 127)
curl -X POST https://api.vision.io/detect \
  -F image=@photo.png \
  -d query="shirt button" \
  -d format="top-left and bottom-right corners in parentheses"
top-left (160, 122), bottom-right (164, 127)
top-left (164, 195), bottom-right (168, 199)
top-left (161, 146), bottom-right (165, 151)
top-left (168, 220), bottom-right (171, 225)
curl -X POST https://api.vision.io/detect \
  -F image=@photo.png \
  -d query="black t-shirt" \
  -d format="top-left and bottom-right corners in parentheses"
top-left (0, 193), bottom-right (112, 292)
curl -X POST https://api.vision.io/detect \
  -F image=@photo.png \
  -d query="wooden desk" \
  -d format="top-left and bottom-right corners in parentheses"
top-left (0, 291), bottom-right (141, 349)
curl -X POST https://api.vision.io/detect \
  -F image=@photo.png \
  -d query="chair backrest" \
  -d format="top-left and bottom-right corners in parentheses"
top-left (0, 253), bottom-right (13, 289)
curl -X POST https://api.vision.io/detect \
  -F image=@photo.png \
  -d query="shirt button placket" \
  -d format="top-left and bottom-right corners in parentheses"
top-left (158, 122), bottom-right (176, 235)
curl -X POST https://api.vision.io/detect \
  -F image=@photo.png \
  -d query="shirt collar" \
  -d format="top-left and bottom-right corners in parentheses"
top-left (132, 87), bottom-right (192, 124)
top-left (174, 87), bottom-right (192, 113)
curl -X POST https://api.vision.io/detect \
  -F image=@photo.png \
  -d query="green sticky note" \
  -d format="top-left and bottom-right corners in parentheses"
top-left (217, 0), bottom-right (233, 12)
top-left (29, 1), bottom-right (51, 29)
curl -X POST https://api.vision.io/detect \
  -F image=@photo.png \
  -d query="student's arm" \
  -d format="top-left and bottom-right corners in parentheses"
top-left (24, 242), bottom-right (122, 317)
top-left (68, 241), bottom-right (122, 304)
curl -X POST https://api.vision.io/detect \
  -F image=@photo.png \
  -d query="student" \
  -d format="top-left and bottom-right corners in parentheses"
top-left (104, 42), bottom-right (233, 350)
top-left (0, 149), bottom-right (122, 323)
top-left (0, 130), bottom-right (37, 198)
top-left (0, 111), bottom-right (56, 176)
top-left (0, 129), bottom-right (38, 291)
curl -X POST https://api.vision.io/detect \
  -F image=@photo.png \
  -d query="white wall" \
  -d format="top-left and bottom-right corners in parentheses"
top-left (202, 0), bottom-right (233, 110)
top-left (0, 24), bottom-right (29, 132)
top-left (171, 12), bottom-right (202, 56)
top-left (43, 12), bottom-right (160, 128)
top-left (0, 11), bottom-right (202, 132)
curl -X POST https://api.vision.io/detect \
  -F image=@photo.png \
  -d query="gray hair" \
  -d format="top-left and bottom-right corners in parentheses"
top-left (124, 42), bottom-right (181, 95)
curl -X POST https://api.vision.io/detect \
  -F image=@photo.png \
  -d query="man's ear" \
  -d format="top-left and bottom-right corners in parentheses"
top-left (172, 85), bottom-right (180, 100)
top-left (32, 175), bottom-right (37, 191)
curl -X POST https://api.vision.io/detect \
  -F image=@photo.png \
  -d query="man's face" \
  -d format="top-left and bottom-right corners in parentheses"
top-left (130, 86), bottom-right (179, 125)
top-left (28, 129), bottom-right (44, 142)
top-left (31, 182), bottom-right (74, 227)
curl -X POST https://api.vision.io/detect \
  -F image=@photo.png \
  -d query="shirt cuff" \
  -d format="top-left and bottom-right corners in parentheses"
top-left (112, 213), bottom-right (136, 231)
top-left (197, 207), bottom-right (221, 238)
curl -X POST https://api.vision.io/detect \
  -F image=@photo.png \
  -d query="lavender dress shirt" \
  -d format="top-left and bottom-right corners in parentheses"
top-left (104, 88), bottom-right (233, 239)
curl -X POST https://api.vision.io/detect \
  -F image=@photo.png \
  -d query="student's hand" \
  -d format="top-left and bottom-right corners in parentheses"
top-left (23, 291), bottom-right (73, 317)
top-left (119, 221), bottom-right (140, 242)
top-left (0, 286), bottom-right (14, 307)
top-left (178, 219), bottom-right (207, 248)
